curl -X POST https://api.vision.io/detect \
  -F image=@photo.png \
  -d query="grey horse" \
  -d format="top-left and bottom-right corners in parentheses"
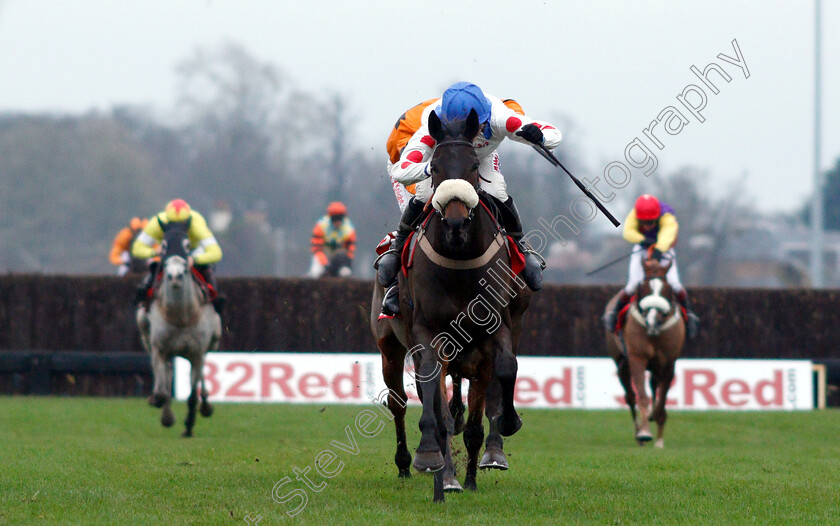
top-left (137, 224), bottom-right (221, 437)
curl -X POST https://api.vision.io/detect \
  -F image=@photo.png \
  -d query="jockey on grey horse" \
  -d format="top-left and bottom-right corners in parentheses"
top-left (134, 201), bottom-right (222, 437)
top-left (132, 199), bottom-right (225, 315)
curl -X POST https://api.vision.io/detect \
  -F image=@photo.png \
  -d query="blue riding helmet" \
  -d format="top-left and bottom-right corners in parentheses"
top-left (439, 82), bottom-right (492, 125)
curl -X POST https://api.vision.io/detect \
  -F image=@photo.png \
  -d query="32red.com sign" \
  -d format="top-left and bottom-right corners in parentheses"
top-left (174, 354), bottom-right (814, 410)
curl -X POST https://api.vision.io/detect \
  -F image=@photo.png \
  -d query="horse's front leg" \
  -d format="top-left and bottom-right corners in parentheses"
top-left (628, 353), bottom-right (653, 445)
top-left (449, 375), bottom-right (466, 435)
top-left (150, 346), bottom-right (175, 427)
top-left (378, 335), bottom-right (411, 478)
top-left (464, 362), bottom-right (491, 491)
top-left (494, 326), bottom-right (521, 437)
top-left (411, 343), bottom-right (445, 474)
top-left (438, 363), bottom-right (462, 493)
top-left (652, 361), bottom-right (676, 449)
top-left (480, 372), bottom-right (507, 470)
top-left (183, 355), bottom-right (204, 438)
top-left (615, 354), bottom-right (638, 431)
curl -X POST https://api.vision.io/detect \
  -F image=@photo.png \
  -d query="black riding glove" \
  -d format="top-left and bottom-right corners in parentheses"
top-left (640, 239), bottom-right (655, 248)
top-left (651, 248), bottom-right (663, 262)
top-left (515, 123), bottom-right (544, 145)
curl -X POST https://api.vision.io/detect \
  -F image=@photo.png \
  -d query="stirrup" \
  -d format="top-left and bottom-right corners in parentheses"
top-left (380, 285), bottom-right (401, 319)
top-left (522, 248), bottom-right (547, 270)
top-left (373, 248), bottom-right (398, 270)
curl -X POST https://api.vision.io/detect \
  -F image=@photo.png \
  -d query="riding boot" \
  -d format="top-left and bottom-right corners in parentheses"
top-left (135, 261), bottom-right (159, 309)
top-left (374, 197), bottom-right (426, 287)
top-left (197, 265), bottom-right (225, 316)
top-left (675, 289), bottom-right (700, 340)
top-left (380, 281), bottom-right (401, 318)
top-left (500, 196), bottom-right (545, 291)
top-left (603, 290), bottom-right (631, 333)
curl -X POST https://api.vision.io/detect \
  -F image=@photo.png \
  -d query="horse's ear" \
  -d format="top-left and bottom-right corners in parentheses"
top-left (464, 108), bottom-right (480, 142)
top-left (428, 110), bottom-right (445, 142)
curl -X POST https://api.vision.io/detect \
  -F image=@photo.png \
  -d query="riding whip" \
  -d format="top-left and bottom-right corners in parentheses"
top-left (585, 248), bottom-right (644, 276)
top-left (531, 144), bottom-right (621, 227)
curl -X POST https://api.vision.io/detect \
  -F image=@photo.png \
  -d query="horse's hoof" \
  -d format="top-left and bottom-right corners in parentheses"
top-left (398, 469), bottom-right (411, 479)
top-left (151, 394), bottom-right (168, 408)
top-left (655, 439), bottom-right (664, 449)
top-left (181, 429), bottom-right (193, 438)
top-left (498, 412), bottom-right (522, 437)
top-left (479, 448), bottom-right (509, 470)
top-left (464, 479), bottom-right (477, 491)
top-left (443, 476), bottom-right (463, 492)
top-left (452, 412), bottom-right (465, 436)
top-left (413, 451), bottom-right (444, 473)
top-left (636, 429), bottom-right (653, 443)
top-left (161, 408), bottom-right (175, 428)
top-left (200, 403), bottom-right (214, 417)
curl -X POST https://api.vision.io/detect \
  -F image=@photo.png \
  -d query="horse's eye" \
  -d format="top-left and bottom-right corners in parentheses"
top-left (472, 163), bottom-right (480, 171)
top-left (429, 164), bottom-right (438, 175)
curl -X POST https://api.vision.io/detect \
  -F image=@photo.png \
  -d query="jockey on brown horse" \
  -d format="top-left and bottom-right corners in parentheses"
top-left (375, 82), bottom-right (561, 318)
top-left (603, 194), bottom-right (699, 339)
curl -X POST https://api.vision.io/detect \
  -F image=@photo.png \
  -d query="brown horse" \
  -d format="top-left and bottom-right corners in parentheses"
top-left (605, 250), bottom-right (684, 448)
top-left (371, 108), bottom-right (530, 502)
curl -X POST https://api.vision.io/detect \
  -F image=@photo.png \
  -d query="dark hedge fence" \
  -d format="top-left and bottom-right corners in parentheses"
top-left (2, 274), bottom-right (840, 357)
top-left (1, 274), bottom-right (839, 395)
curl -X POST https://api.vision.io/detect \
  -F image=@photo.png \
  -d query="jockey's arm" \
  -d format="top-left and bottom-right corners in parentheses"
top-left (187, 212), bottom-right (222, 266)
top-left (311, 222), bottom-right (328, 265)
top-left (344, 228), bottom-right (357, 260)
top-left (622, 210), bottom-right (646, 245)
top-left (110, 227), bottom-right (134, 265)
top-left (132, 216), bottom-right (164, 259)
top-left (390, 122), bottom-right (436, 186)
top-left (655, 213), bottom-right (679, 251)
top-left (487, 95), bottom-right (562, 150)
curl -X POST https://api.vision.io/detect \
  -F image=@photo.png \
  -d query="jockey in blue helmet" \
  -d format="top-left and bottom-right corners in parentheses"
top-left (439, 82), bottom-right (492, 131)
top-left (376, 81), bottom-right (564, 318)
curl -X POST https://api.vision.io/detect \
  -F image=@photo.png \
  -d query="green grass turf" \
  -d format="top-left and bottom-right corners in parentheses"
top-left (1, 397), bottom-right (839, 525)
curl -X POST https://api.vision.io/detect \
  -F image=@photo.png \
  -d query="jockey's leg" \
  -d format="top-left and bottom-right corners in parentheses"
top-left (502, 196), bottom-right (545, 291)
top-left (603, 289), bottom-right (632, 333)
top-left (135, 260), bottom-right (159, 309)
top-left (389, 169), bottom-right (413, 214)
top-left (375, 196), bottom-right (425, 287)
top-left (196, 264), bottom-right (225, 315)
top-left (603, 248), bottom-right (643, 332)
top-left (376, 196), bottom-right (426, 317)
top-left (478, 154), bottom-right (544, 291)
top-left (665, 251), bottom-right (699, 340)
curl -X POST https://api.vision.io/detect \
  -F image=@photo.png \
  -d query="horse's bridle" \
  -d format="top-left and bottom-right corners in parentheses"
top-left (433, 139), bottom-right (492, 184)
top-left (431, 139), bottom-right (480, 218)
top-left (631, 277), bottom-right (680, 336)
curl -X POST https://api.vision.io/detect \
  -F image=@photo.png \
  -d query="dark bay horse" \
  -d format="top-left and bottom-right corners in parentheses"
top-left (137, 222), bottom-right (221, 437)
top-left (371, 108), bottom-right (531, 502)
top-left (605, 250), bottom-right (685, 447)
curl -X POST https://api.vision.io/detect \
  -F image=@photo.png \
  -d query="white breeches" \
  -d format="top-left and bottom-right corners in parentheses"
top-left (624, 246), bottom-right (684, 296)
top-left (389, 152), bottom-right (508, 209)
top-left (388, 164), bottom-right (414, 214)
top-left (307, 256), bottom-right (325, 279)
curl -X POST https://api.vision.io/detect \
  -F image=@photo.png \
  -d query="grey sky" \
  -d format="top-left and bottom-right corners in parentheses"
top-left (0, 1), bottom-right (837, 213)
